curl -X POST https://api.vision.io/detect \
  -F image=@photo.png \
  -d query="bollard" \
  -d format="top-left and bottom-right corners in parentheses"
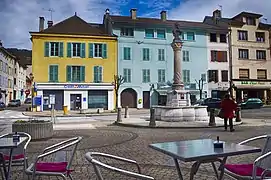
top-left (235, 107), bottom-right (241, 122)
top-left (209, 108), bottom-right (216, 126)
top-left (116, 107), bottom-right (122, 123)
top-left (124, 106), bottom-right (129, 118)
top-left (149, 108), bottom-right (156, 127)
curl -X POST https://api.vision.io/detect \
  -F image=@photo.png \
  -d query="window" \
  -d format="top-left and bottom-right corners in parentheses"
top-left (123, 47), bottom-right (131, 60)
top-left (210, 33), bottom-right (217, 42)
top-left (157, 29), bottom-right (166, 39)
top-left (211, 51), bottom-right (227, 62)
top-left (238, 49), bottom-right (249, 59)
top-left (158, 69), bottom-right (166, 83)
top-left (256, 32), bottom-right (265, 42)
top-left (120, 28), bottom-right (134, 37)
top-left (50, 42), bottom-right (59, 56)
top-left (183, 70), bottom-right (190, 83)
top-left (246, 17), bottom-right (256, 25)
top-left (256, 50), bottom-right (266, 60)
top-left (123, 68), bottom-right (131, 83)
top-left (143, 48), bottom-right (150, 61)
top-left (44, 42), bottom-right (63, 57)
top-left (187, 32), bottom-right (195, 41)
top-left (183, 51), bottom-right (189, 62)
top-left (221, 70), bottom-right (228, 82)
top-left (93, 66), bottom-right (103, 83)
top-left (13, 78), bottom-right (16, 85)
top-left (142, 69), bottom-right (150, 83)
top-left (66, 66), bottom-right (85, 82)
top-left (220, 34), bottom-right (227, 43)
top-left (89, 43), bottom-right (107, 59)
top-left (201, 74), bottom-right (206, 82)
top-left (158, 49), bottom-right (165, 61)
top-left (145, 29), bottom-right (154, 38)
top-left (49, 65), bottom-right (58, 82)
top-left (239, 69), bottom-right (249, 79)
top-left (238, 30), bottom-right (248, 40)
top-left (257, 69), bottom-right (267, 80)
top-left (72, 43), bottom-right (81, 57)
top-left (208, 70), bottom-right (218, 83)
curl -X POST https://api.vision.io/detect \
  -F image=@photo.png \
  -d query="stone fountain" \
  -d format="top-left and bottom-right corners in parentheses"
top-left (152, 23), bottom-right (208, 122)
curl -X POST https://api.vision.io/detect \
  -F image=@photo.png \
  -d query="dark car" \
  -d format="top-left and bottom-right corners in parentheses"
top-left (193, 98), bottom-right (222, 111)
top-left (0, 102), bottom-right (6, 110)
top-left (24, 98), bottom-right (32, 104)
top-left (8, 99), bottom-right (21, 107)
top-left (239, 98), bottom-right (263, 109)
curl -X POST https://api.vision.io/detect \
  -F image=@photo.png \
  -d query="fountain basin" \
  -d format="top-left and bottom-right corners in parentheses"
top-left (152, 105), bottom-right (208, 122)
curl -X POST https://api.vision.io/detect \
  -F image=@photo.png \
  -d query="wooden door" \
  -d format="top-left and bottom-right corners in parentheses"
top-left (143, 91), bottom-right (150, 109)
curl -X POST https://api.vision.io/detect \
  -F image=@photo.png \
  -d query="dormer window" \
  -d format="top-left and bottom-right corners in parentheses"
top-left (244, 17), bottom-right (256, 25)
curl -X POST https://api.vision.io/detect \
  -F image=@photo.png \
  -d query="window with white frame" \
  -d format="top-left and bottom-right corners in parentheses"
top-left (123, 68), bottom-right (131, 83)
top-left (94, 44), bottom-right (103, 58)
top-left (183, 51), bottom-right (189, 62)
top-left (158, 49), bottom-right (165, 61)
top-left (158, 69), bottom-right (166, 83)
top-left (182, 70), bottom-right (190, 83)
top-left (50, 42), bottom-right (59, 56)
top-left (142, 69), bottom-right (150, 83)
top-left (72, 43), bottom-right (81, 57)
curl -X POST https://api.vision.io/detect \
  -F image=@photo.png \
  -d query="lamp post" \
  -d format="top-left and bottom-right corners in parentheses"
top-left (29, 73), bottom-right (34, 111)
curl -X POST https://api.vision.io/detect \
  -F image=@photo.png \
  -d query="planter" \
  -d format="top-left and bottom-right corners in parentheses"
top-left (12, 120), bottom-right (53, 140)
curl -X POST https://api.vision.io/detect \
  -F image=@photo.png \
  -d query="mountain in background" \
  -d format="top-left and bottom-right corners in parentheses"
top-left (6, 48), bottom-right (32, 66)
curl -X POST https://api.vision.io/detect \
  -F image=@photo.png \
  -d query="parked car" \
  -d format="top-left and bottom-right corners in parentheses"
top-left (0, 102), bottom-right (6, 110)
top-left (24, 98), bottom-right (32, 104)
top-left (193, 98), bottom-right (222, 111)
top-left (239, 98), bottom-right (263, 109)
top-left (8, 99), bottom-right (21, 107)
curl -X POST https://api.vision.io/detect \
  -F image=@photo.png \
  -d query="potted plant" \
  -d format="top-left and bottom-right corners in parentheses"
top-left (12, 119), bottom-right (53, 140)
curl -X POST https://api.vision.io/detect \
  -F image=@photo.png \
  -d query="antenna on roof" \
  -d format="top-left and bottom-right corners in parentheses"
top-left (263, 18), bottom-right (268, 23)
top-left (43, 8), bottom-right (55, 21)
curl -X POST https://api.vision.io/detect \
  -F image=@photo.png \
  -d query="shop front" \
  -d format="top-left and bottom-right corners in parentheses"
top-left (208, 82), bottom-right (230, 99)
top-left (36, 83), bottom-right (114, 111)
top-left (232, 80), bottom-right (271, 103)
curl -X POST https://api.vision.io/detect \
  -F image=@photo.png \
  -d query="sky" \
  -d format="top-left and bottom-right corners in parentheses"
top-left (0, 0), bottom-right (270, 50)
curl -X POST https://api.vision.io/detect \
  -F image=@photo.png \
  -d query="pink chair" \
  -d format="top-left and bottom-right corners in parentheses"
top-left (224, 135), bottom-right (271, 179)
top-left (25, 136), bottom-right (82, 180)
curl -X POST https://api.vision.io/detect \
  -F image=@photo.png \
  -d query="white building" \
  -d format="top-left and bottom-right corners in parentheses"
top-left (0, 46), bottom-right (9, 104)
top-left (14, 60), bottom-right (27, 101)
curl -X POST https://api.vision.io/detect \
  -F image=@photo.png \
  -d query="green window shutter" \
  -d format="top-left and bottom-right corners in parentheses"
top-left (54, 65), bottom-right (58, 81)
top-left (59, 42), bottom-right (64, 57)
top-left (89, 43), bottom-right (93, 58)
top-left (102, 44), bottom-right (107, 59)
top-left (99, 66), bottom-right (103, 82)
top-left (66, 66), bottom-right (71, 82)
top-left (94, 66), bottom-right (98, 82)
top-left (67, 43), bottom-right (71, 57)
top-left (44, 42), bottom-right (49, 57)
top-left (80, 66), bottom-right (85, 82)
top-left (49, 65), bottom-right (54, 81)
top-left (81, 43), bottom-right (85, 58)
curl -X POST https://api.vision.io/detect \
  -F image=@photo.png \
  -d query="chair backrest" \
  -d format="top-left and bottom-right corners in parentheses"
top-left (258, 135), bottom-right (271, 169)
top-left (85, 152), bottom-right (154, 180)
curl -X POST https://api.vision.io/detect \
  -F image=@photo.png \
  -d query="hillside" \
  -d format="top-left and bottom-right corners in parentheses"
top-left (6, 48), bottom-right (32, 66)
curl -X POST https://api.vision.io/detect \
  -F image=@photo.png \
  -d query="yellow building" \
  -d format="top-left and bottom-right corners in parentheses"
top-left (30, 14), bottom-right (117, 111)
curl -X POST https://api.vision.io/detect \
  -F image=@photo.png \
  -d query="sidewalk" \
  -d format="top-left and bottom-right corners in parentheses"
top-left (114, 116), bottom-right (271, 128)
top-left (22, 108), bottom-right (150, 117)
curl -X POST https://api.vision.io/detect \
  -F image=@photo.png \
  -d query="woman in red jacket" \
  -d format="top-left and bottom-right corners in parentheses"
top-left (220, 94), bottom-right (238, 132)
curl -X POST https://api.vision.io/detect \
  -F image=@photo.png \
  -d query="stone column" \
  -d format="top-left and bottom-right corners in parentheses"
top-left (171, 41), bottom-right (184, 90)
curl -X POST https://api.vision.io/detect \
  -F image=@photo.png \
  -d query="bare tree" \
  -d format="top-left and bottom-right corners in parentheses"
top-left (113, 75), bottom-right (125, 109)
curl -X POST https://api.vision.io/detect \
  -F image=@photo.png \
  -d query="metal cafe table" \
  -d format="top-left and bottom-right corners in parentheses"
top-left (0, 134), bottom-right (28, 180)
top-left (149, 139), bottom-right (261, 180)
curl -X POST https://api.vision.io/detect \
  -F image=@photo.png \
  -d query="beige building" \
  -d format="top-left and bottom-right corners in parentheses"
top-left (204, 11), bottom-right (271, 103)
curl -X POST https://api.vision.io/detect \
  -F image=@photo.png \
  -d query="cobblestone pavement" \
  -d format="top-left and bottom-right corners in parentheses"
top-left (9, 125), bottom-right (271, 180)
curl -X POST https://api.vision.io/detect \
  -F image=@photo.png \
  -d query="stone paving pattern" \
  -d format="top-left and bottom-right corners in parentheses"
top-left (8, 125), bottom-right (271, 180)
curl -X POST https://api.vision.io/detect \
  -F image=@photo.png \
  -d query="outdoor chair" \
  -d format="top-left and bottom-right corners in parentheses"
top-left (0, 132), bottom-right (31, 179)
top-left (25, 136), bottom-right (82, 180)
top-left (85, 152), bottom-right (155, 180)
top-left (224, 135), bottom-right (271, 179)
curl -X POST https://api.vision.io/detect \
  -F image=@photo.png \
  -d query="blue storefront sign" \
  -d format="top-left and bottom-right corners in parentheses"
top-left (34, 96), bottom-right (42, 106)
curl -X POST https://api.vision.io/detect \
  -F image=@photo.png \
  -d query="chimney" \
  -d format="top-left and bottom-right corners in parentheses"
top-left (39, 17), bottom-right (45, 31)
top-left (213, 9), bottom-right (222, 19)
top-left (47, 20), bottom-right (53, 28)
top-left (104, 9), bottom-right (112, 35)
top-left (0, 40), bottom-right (2, 47)
top-left (130, 8), bottom-right (137, 20)
top-left (160, 11), bottom-right (167, 21)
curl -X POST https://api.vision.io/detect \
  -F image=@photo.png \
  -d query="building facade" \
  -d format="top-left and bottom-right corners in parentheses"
top-left (30, 15), bottom-right (117, 111)
top-left (14, 61), bottom-right (27, 101)
top-left (106, 9), bottom-right (227, 108)
top-left (0, 46), bottom-right (10, 104)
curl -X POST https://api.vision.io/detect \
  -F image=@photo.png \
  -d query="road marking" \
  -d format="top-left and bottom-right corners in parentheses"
top-left (53, 123), bottom-right (96, 130)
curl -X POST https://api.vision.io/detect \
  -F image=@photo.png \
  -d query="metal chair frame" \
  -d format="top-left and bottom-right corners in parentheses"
top-left (85, 152), bottom-right (155, 180)
top-left (225, 135), bottom-right (271, 180)
top-left (25, 136), bottom-right (82, 180)
top-left (0, 132), bottom-right (31, 180)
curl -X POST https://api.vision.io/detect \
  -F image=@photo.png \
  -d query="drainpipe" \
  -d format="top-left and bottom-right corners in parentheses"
top-left (228, 29), bottom-right (234, 99)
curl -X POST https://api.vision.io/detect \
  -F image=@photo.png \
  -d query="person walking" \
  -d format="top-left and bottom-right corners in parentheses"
top-left (220, 94), bottom-right (237, 132)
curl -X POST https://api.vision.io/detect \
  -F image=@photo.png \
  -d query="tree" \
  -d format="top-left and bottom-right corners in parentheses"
top-left (113, 75), bottom-right (125, 109)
